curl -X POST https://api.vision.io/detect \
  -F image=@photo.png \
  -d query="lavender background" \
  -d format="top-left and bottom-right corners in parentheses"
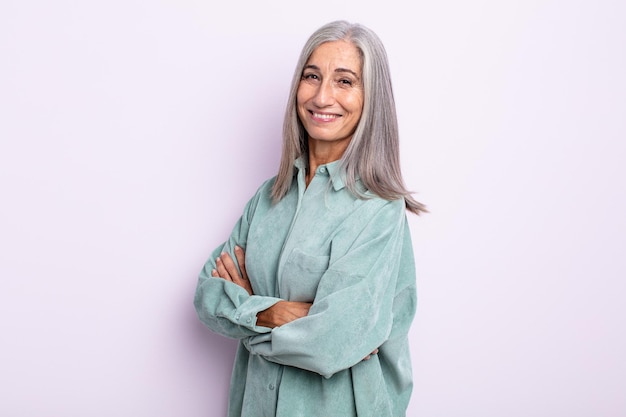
top-left (1, 0), bottom-right (625, 415)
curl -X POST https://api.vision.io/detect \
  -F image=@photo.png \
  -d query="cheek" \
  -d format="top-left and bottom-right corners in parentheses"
top-left (297, 86), bottom-right (317, 118)
top-left (346, 93), bottom-right (364, 117)
top-left (296, 82), bottom-right (310, 103)
top-left (296, 89), bottom-right (306, 112)
top-left (296, 99), bottom-right (307, 121)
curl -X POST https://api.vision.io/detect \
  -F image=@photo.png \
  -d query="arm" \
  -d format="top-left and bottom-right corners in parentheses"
top-left (245, 200), bottom-right (412, 378)
top-left (212, 247), bottom-right (313, 328)
top-left (193, 185), bottom-right (283, 339)
top-left (216, 249), bottom-right (379, 359)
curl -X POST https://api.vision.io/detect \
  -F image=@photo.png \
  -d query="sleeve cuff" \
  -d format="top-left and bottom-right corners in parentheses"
top-left (233, 294), bottom-right (281, 332)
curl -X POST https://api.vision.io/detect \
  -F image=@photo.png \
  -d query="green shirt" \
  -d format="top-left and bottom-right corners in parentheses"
top-left (194, 159), bottom-right (417, 417)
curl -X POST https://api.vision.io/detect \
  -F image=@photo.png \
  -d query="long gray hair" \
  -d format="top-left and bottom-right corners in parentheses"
top-left (271, 20), bottom-right (426, 214)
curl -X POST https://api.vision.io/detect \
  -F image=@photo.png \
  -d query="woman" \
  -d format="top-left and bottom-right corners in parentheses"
top-left (194, 20), bottom-right (425, 417)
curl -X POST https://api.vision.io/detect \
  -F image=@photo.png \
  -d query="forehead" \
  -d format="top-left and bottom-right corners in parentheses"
top-left (306, 40), bottom-right (362, 71)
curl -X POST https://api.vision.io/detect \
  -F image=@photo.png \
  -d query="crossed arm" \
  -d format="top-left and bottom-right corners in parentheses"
top-left (211, 246), bottom-right (378, 360)
top-left (211, 245), bottom-right (312, 328)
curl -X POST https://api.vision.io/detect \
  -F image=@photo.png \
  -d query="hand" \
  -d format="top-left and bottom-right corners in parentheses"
top-left (212, 246), bottom-right (253, 296)
top-left (256, 301), bottom-right (312, 328)
top-left (362, 348), bottom-right (379, 361)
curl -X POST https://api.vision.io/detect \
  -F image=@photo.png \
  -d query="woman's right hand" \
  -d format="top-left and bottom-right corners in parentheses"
top-left (256, 301), bottom-right (312, 328)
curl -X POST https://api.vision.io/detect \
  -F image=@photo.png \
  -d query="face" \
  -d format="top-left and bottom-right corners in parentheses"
top-left (296, 40), bottom-right (364, 151)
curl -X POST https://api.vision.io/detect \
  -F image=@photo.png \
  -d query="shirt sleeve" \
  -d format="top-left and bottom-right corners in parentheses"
top-left (193, 184), bottom-right (282, 339)
top-left (244, 199), bottom-right (415, 378)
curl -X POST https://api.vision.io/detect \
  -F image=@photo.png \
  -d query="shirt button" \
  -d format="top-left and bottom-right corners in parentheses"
top-left (269, 383), bottom-right (275, 390)
top-left (246, 317), bottom-right (252, 323)
top-left (319, 167), bottom-right (327, 173)
top-left (235, 314), bottom-right (241, 320)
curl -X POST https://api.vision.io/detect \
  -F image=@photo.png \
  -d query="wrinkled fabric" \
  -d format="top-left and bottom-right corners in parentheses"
top-left (194, 159), bottom-right (417, 417)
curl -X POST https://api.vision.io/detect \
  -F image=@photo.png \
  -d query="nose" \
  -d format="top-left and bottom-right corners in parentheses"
top-left (312, 79), bottom-right (335, 107)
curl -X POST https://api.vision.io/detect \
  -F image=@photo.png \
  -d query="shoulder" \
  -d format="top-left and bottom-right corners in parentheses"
top-left (258, 176), bottom-right (277, 194)
top-left (342, 177), bottom-right (407, 217)
top-left (240, 175), bottom-right (277, 220)
top-left (246, 175), bottom-right (277, 201)
top-left (356, 192), bottom-right (406, 218)
top-left (255, 176), bottom-right (279, 205)
top-left (335, 193), bottom-right (407, 235)
top-left (367, 197), bottom-right (406, 227)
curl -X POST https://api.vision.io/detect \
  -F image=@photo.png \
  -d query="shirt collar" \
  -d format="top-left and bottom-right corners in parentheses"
top-left (294, 157), bottom-right (346, 191)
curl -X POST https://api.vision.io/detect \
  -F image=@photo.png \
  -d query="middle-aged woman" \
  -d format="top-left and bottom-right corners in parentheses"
top-left (194, 20), bottom-right (426, 417)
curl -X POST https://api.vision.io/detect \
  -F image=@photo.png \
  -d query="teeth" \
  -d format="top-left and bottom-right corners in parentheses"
top-left (313, 112), bottom-right (338, 120)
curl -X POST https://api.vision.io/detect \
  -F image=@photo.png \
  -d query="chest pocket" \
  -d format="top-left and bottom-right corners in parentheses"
top-left (280, 248), bottom-right (330, 302)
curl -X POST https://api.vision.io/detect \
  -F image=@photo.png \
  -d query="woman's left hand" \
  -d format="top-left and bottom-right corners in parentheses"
top-left (212, 246), bottom-right (253, 296)
top-left (362, 348), bottom-right (379, 361)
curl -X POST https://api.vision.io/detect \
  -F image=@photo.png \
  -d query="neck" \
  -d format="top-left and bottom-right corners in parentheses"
top-left (306, 138), bottom-right (349, 185)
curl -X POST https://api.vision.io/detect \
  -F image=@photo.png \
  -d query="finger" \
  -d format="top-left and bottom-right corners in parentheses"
top-left (219, 252), bottom-right (242, 281)
top-left (363, 348), bottom-right (379, 361)
top-left (215, 256), bottom-right (232, 282)
top-left (231, 248), bottom-right (253, 296)
top-left (234, 246), bottom-right (248, 280)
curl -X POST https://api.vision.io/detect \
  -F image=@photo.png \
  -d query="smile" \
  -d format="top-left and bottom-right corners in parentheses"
top-left (310, 111), bottom-right (340, 121)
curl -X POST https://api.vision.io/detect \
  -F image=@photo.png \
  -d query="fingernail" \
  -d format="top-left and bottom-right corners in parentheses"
top-left (235, 246), bottom-right (242, 252)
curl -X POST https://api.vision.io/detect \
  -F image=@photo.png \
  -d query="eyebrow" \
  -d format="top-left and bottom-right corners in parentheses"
top-left (304, 64), bottom-right (360, 79)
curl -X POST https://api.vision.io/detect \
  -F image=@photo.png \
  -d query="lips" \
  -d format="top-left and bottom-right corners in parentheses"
top-left (310, 111), bottom-right (341, 122)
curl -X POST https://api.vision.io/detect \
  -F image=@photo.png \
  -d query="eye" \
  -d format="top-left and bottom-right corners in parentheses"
top-left (302, 73), bottom-right (319, 81)
top-left (338, 78), bottom-right (353, 86)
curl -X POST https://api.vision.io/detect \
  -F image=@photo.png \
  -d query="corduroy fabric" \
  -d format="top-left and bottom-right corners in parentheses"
top-left (194, 159), bottom-right (417, 417)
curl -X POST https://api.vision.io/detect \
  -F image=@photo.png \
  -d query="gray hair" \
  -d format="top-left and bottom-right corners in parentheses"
top-left (272, 20), bottom-right (426, 214)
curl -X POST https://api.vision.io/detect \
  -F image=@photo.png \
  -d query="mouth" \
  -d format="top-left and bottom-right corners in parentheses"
top-left (309, 111), bottom-right (341, 122)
